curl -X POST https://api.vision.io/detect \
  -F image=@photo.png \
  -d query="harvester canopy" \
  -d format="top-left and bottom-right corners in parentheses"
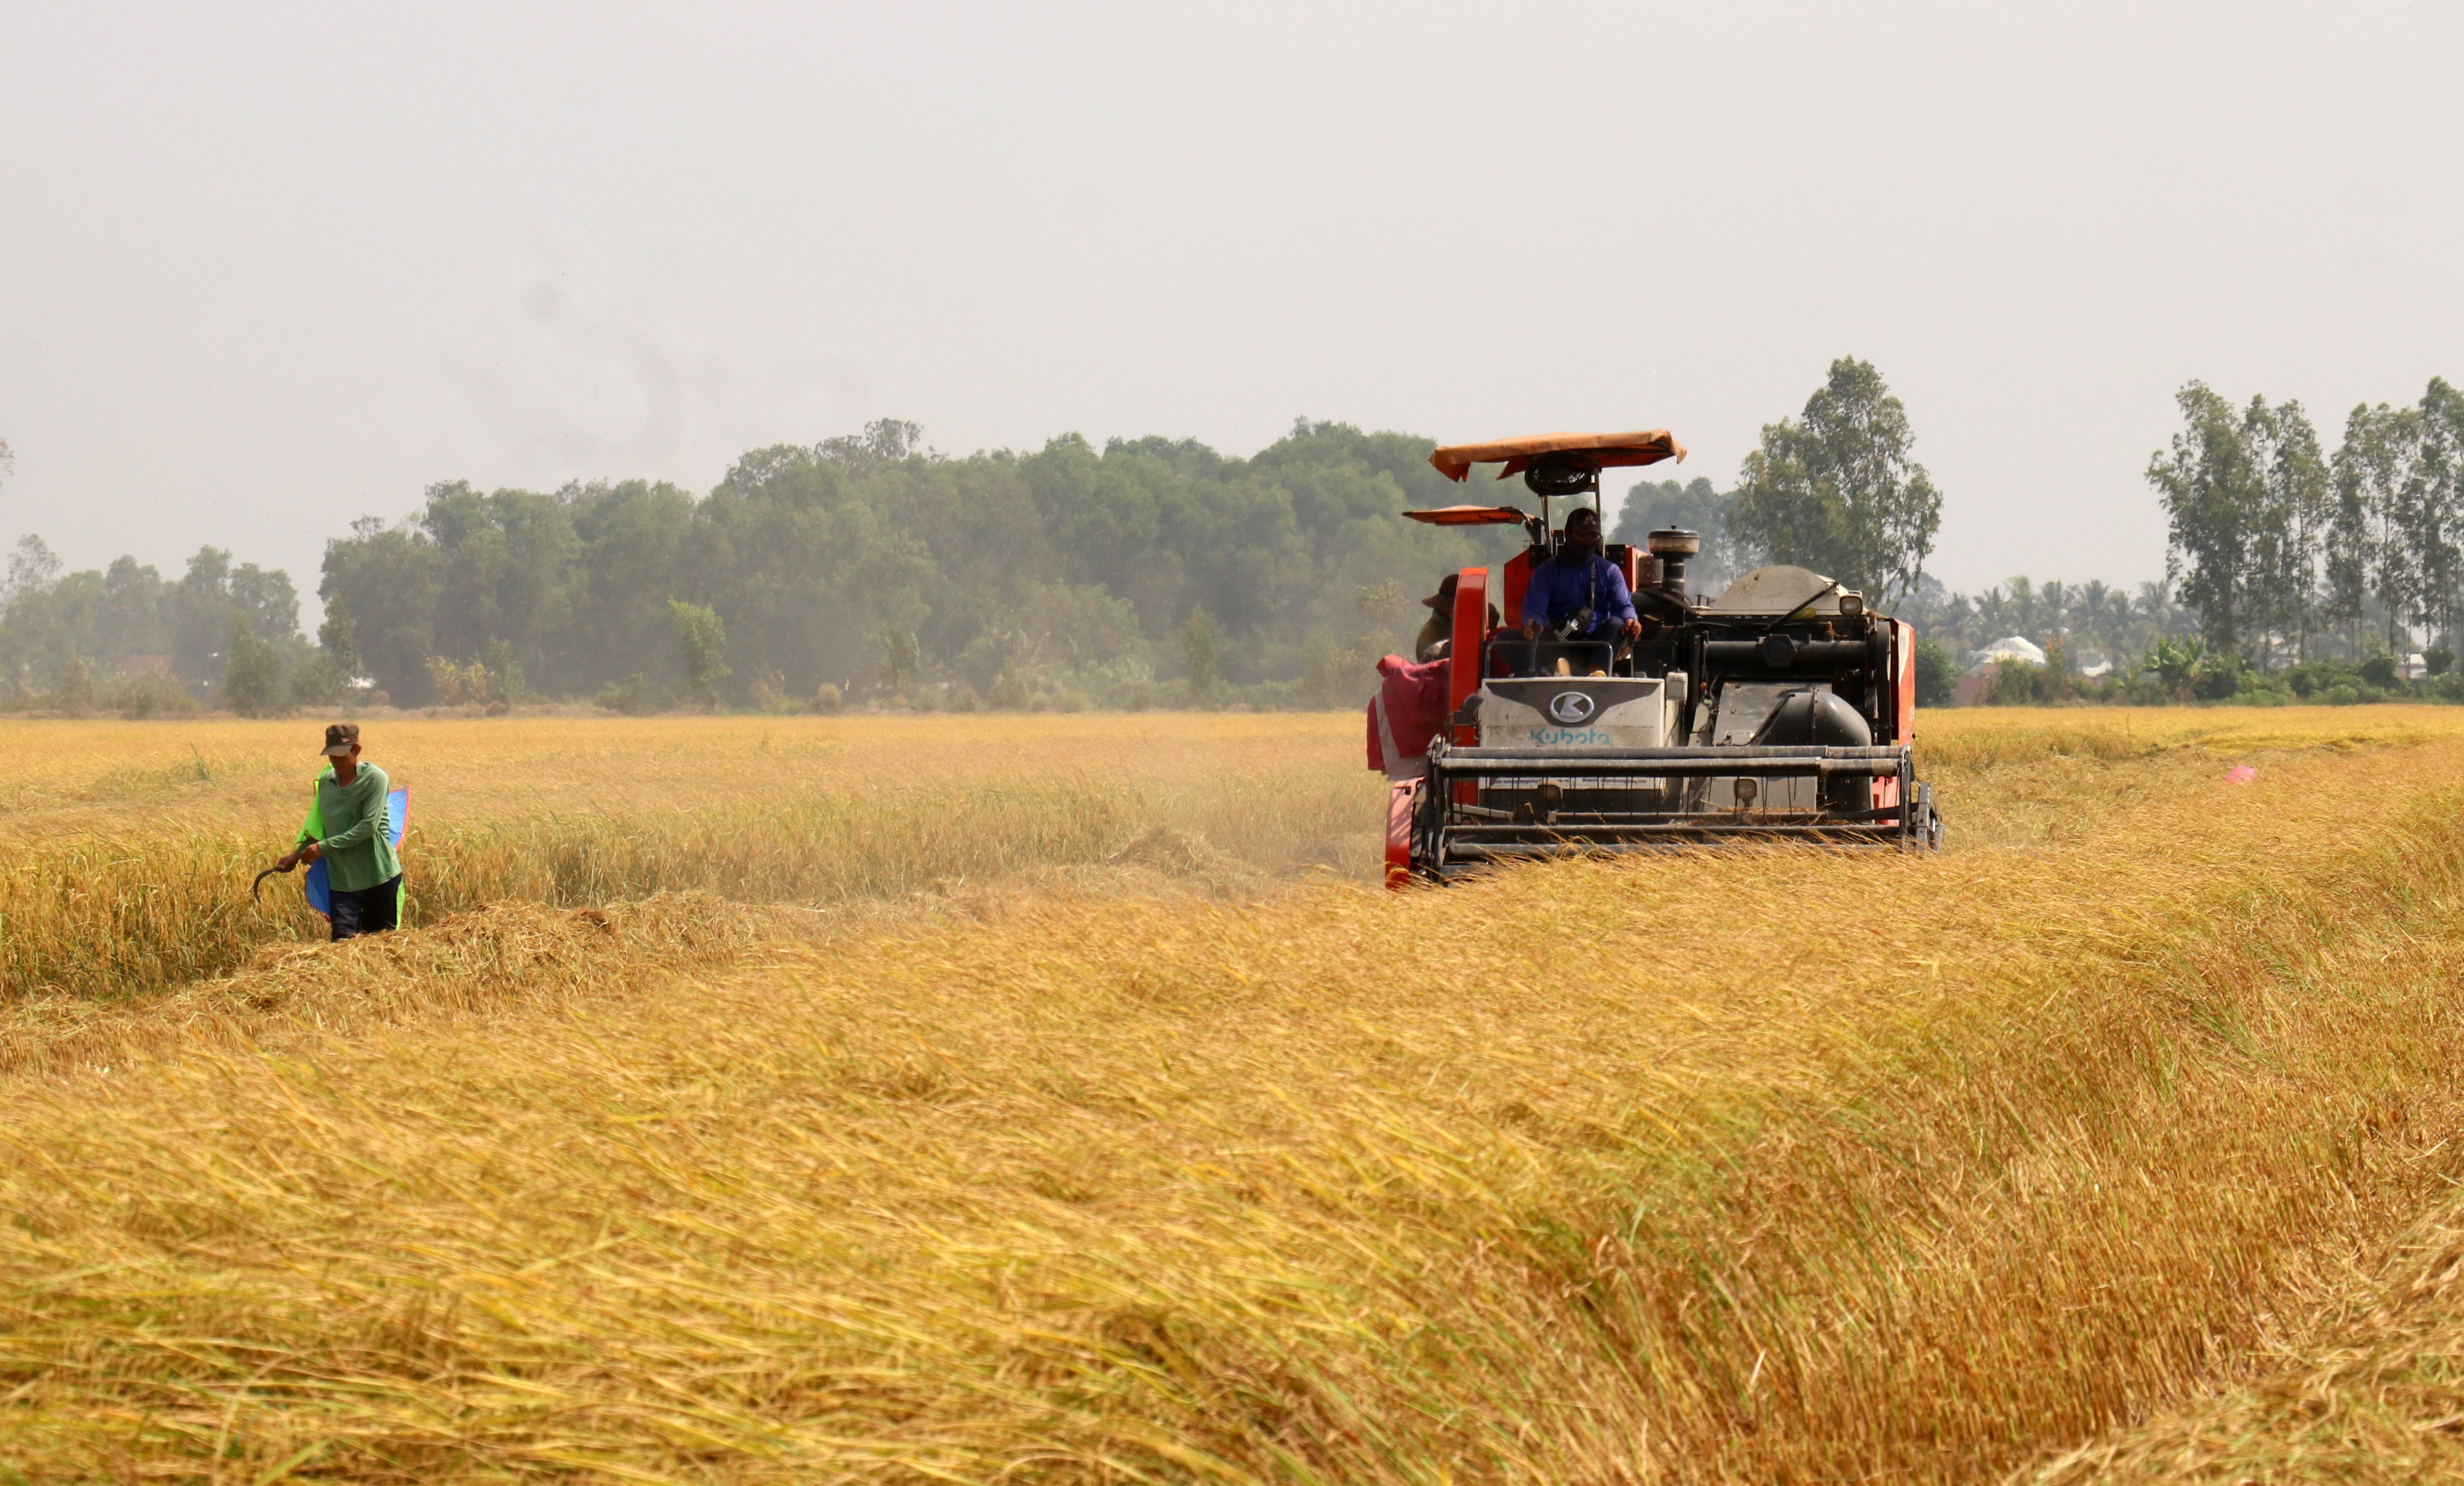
top-left (1429, 430), bottom-right (1687, 483)
top-left (1400, 505), bottom-right (1530, 526)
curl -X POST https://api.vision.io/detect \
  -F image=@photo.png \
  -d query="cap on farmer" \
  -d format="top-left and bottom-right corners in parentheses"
top-left (275, 723), bottom-right (404, 941)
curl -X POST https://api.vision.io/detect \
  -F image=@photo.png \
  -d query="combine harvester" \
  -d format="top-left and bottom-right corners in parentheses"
top-left (1377, 430), bottom-right (1943, 886)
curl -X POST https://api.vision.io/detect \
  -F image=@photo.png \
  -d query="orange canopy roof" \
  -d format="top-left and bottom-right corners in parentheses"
top-left (1429, 429), bottom-right (1686, 482)
top-left (1400, 505), bottom-right (1529, 526)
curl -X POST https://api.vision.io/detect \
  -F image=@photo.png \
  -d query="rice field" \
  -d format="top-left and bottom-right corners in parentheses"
top-left (3, 707), bottom-right (2464, 1482)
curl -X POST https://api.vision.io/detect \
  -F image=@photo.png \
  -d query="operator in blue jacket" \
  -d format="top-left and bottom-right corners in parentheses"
top-left (1520, 504), bottom-right (1643, 645)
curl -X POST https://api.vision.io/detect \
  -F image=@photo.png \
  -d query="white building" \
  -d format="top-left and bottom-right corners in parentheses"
top-left (1968, 636), bottom-right (2047, 668)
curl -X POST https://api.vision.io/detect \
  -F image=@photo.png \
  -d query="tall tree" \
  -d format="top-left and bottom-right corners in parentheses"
top-left (668, 600), bottom-right (730, 710)
top-left (1184, 608), bottom-right (1219, 695)
top-left (2324, 405), bottom-right (2375, 658)
top-left (2148, 382), bottom-right (2262, 655)
top-left (2330, 402), bottom-right (2424, 655)
top-left (2416, 378), bottom-right (2464, 650)
top-left (2246, 398), bottom-right (2328, 663)
top-left (318, 517), bottom-right (440, 703)
top-left (318, 594), bottom-right (360, 677)
top-left (221, 615), bottom-right (286, 717)
top-left (1728, 357), bottom-right (1942, 603)
top-left (3, 534), bottom-right (60, 607)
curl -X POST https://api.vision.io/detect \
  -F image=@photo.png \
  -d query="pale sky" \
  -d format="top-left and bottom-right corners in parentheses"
top-left (3, 2), bottom-right (2460, 608)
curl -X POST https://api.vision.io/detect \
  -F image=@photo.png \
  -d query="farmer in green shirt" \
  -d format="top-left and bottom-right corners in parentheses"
top-left (274, 722), bottom-right (402, 941)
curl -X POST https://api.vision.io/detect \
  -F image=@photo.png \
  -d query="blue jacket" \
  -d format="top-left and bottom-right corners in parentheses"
top-left (1521, 553), bottom-right (1636, 639)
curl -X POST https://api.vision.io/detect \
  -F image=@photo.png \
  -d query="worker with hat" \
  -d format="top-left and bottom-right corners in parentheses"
top-left (1414, 573), bottom-right (1502, 661)
top-left (273, 722), bottom-right (402, 941)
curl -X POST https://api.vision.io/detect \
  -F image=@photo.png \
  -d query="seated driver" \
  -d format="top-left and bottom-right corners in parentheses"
top-left (1520, 504), bottom-right (1643, 646)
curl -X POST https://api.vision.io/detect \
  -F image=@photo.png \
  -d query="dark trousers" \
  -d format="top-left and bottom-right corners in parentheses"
top-left (330, 873), bottom-right (404, 941)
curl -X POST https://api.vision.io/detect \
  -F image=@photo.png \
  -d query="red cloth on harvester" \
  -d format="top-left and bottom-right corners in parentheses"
top-left (1366, 654), bottom-right (1450, 774)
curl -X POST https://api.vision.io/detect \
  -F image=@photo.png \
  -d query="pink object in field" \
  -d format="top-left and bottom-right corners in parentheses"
top-left (2226, 766), bottom-right (2258, 785)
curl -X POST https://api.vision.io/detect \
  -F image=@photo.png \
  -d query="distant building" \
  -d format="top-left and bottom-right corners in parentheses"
top-left (1967, 636), bottom-right (2046, 668)
top-left (1953, 637), bottom-right (2051, 706)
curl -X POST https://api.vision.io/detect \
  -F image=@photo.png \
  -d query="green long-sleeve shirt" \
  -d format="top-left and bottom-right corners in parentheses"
top-left (296, 763), bottom-right (401, 891)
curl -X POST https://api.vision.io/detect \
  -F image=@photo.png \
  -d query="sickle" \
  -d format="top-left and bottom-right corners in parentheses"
top-left (251, 862), bottom-right (294, 901)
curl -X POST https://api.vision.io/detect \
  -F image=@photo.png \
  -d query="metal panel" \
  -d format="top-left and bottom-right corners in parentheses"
top-left (1478, 677), bottom-right (1665, 751)
top-left (1705, 682), bottom-right (1829, 809)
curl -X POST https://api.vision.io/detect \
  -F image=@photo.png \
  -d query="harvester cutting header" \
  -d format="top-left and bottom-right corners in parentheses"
top-left (1371, 428), bottom-right (1942, 885)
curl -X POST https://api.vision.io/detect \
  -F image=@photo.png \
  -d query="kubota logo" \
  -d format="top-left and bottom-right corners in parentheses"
top-left (1547, 691), bottom-right (1596, 723)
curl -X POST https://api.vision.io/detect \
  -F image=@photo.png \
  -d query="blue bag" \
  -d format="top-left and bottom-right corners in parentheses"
top-left (306, 786), bottom-right (408, 918)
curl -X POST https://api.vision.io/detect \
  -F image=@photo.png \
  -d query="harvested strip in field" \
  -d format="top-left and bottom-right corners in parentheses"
top-left (0, 892), bottom-right (767, 1081)
top-left (7, 739), bottom-right (2464, 1480)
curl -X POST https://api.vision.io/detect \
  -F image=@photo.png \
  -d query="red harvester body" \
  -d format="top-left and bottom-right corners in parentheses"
top-left (1377, 431), bottom-right (1942, 886)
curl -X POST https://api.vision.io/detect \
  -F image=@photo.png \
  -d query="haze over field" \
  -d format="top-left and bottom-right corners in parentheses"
top-left (4, 2), bottom-right (2462, 604)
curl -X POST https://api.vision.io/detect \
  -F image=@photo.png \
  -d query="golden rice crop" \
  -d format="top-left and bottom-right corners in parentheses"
top-left (2033, 1193), bottom-right (2464, 1483)
top-left (7, 706), bottom-right (2445, 843)
top-left (0, 713), bottom-right (1377, 841)
top-left (0, 715), bottom-right (1382, 1000)
top-left (1, 706), bottom-right (2446, 1002)
top-left (2, 708), bottom-right (2464, 1480)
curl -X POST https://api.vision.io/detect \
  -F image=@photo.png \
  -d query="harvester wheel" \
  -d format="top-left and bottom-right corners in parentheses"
top-left (1411, 772), bottom-right (1447, 882)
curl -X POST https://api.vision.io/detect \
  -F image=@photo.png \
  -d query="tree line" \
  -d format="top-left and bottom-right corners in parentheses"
top-left (2, 419), bottom-right (1512, 713)
top-left (0, 536), bottom-right (332, 715)
top-left (16, 356), bottom-right (2437, 716)
top-left (2151, 377), bottom-right (2464, 666)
